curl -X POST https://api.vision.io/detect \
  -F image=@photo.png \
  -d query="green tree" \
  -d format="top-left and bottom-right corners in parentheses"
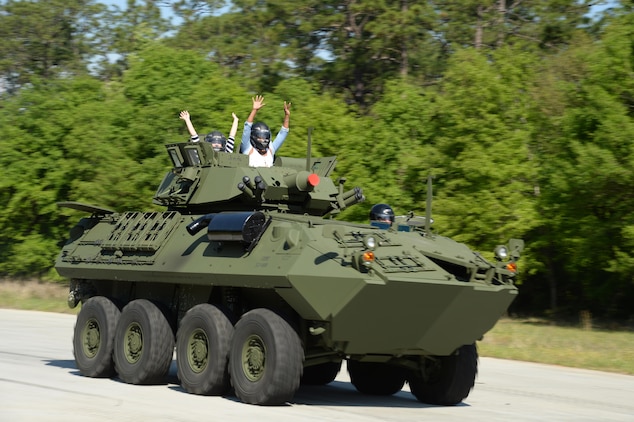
top-left (433, 0), bottom-right (596, 52)
top-left (528, 7), bottom-right (634, 317)
top-left (92, 0), bottom-right (172, 80)
top-left (316, 0), bottom-right (439, 106)
top-left (167, 0), bottom-right (296, 91)
top-left (0, 76), bottom-right (121, 277)
top-left (358, 78), bottom-right (439, 215)
top-left (167, 0), bottom-right (443, 105)
top-left (419, 47), bottom-right (540, 252)
top-left (0, 0), bottom-right (106, 93)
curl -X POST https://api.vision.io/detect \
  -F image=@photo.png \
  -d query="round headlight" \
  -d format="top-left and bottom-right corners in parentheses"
top-left (363, 236), bottom-right (376, 250)
top-left (494, 245), bottom-right (508, 260)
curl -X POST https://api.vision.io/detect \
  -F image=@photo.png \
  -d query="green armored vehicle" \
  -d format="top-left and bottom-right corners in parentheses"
top-left (55, 140), bottom-right (523, 406)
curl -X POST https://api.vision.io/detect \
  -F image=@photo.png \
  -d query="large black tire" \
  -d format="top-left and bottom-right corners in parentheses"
top-left (229, 308), bottom-right (303, 405)
top-left (301, 360), bottom-right (342, 385)
top-left (113, 299), bottom-right (175, 385)
top-left (408, 343), bottom-right (478, 405)
top-left (348, 360), bottom-right (406, 395)
top-left (73, 296), bottom-right (120, 377)
top-left (176, 303), bottom-right (234, 395)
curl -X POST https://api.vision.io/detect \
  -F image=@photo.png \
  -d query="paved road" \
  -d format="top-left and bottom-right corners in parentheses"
top-left (1, 309), bottom-right (633, 421)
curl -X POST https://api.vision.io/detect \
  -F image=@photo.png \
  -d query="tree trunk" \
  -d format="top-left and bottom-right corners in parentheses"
top-left (475, 5), bottom-right (484, 49)
top-left (496, 0), bottom-right (506, 47)
top-left (400, 0), bottom-right (409, 77)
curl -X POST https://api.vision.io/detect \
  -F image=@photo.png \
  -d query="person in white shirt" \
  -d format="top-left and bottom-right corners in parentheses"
top-left (239, 95), bottom-right (291, 167)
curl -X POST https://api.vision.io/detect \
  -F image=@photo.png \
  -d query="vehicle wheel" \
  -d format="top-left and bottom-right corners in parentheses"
top-left (113, 299), bottom-right (175, 385)
top-left (176, 303), bottom-right (234, 395)
top-left (348, 360), bottom-right (406, 395)
top-left (408, 343), bottom-right (478, 405)
top-left (73, 296), bottom-right (120, 377)
top-left (229, 308), bottom-right (303, 405)
top-left (301, 360), bottom-right (342, 385)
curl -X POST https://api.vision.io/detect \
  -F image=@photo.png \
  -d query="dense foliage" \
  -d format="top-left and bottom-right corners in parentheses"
top-left (1, 0), bottom-right (633, 320)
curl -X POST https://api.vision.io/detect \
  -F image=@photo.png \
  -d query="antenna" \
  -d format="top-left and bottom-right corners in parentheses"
top-left (425, 174), bottom-right (433, 234)
top-left (306, 127), bottom-right (313, 172)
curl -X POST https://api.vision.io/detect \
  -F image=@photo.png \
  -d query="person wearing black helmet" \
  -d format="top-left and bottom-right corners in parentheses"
top-left (369, 203), bottom-right (395, 228)
top-left (203, 130), bottom-right (227, 151)
top-left (179, 110), bottom-right (239, 152)
top-left (239, 95), bottom-right (291, 167)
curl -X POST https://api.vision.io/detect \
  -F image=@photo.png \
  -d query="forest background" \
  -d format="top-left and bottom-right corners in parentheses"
top-left (1, 0), bottom-right (633, 322)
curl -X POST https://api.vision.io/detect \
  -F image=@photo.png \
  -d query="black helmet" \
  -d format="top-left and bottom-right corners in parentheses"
top-left (250, 122), bottom-right (271, 153)
top-left (205, 131), bottom-right (227, 151)
top-left (369, 203), bottom-right (395, 223)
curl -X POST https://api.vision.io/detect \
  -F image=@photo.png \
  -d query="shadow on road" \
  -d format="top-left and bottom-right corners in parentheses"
top-left (47, 358), bottom-right (468, 409)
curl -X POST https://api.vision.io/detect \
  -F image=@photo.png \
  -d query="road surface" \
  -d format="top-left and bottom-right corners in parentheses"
top-left (1, 309), bottom-right (633, 421)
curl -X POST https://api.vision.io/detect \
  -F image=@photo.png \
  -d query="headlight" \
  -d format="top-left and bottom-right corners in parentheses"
top-left (494, 245), bottom-right (508, 260)
top-left (363, 236), bottom-right (377, 250)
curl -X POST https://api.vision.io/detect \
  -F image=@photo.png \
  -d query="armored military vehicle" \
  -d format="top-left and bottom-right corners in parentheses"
top-left (55, 140), bottom-right (523, 406)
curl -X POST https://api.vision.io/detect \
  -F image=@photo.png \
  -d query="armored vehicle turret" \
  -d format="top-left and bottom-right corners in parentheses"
top-left (56, 141), bottom-right (523, 406)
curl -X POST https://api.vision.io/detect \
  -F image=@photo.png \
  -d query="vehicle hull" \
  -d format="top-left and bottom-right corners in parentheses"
top-left (57, 211), bottom-right (517, 357)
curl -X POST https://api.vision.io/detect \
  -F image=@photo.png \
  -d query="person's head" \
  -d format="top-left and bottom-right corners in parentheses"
top-left (205, 131), bottom-right (227, 151)
top-left (369, 203), bottom-right (395, 225)
top-left (250, 122), bottom-right (271, 155)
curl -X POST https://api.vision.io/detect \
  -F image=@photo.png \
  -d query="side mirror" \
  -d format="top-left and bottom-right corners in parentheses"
top-left (508, 238), bottom-right (525, 259)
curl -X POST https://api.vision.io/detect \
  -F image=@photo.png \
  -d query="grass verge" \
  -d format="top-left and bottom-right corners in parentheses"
top-left (1, 280), bottom-right (633, 375)
top-left (479, 317), bottom-right (634, 375)
top-left (0, 279), bottom-right (78, 315)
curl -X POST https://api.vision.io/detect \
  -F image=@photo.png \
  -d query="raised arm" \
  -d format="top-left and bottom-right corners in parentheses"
top-left (241, 95), bottom-right (266, 153)
top-left (282, 101), bottom-right (291, 129)
top-left (179, 110), bottom-right (199, 142)
top-left (246, 95), bottom-right (266, 123)
top-left (229, 112), bottom-right (239, 139)
top-left (271, 101), bottom-right (291, 153)
top-left (227, 112), bottom-right (239, 153)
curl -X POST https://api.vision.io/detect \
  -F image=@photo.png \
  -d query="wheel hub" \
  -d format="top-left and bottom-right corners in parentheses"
top-left (242, 334), bottom-right (266, 382)
top-left (82, 318), bottom-right (100, 358)
top-left (188, 329), bottom-right (209, 373)
top-left (124, 322), bottom-right (143, 364)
